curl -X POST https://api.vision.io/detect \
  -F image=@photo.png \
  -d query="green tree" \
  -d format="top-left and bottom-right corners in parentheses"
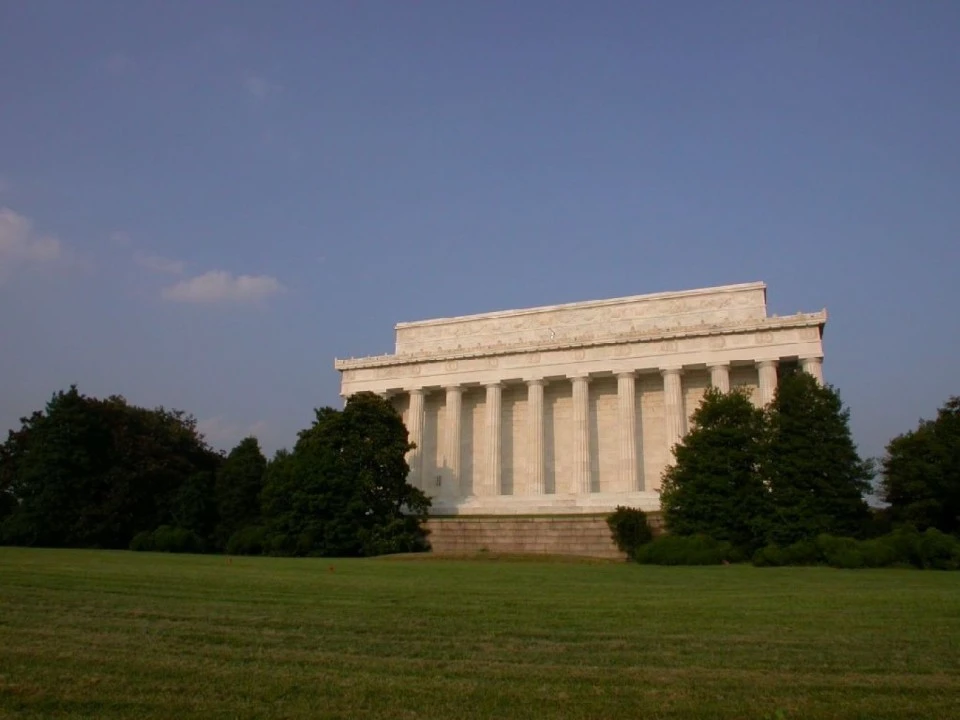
top-left (0, 410), bottom-right (42, 525)
top-left (660, 386), bottom-right (771, 552)
top-left (261, 392), bottom-right (430, 556)
top-left (763, 369), bottom-right (872, 545)
top-left (0, 386), bottom-right (222, 548)
top-left (172, 471), bottom-right (218, 542)
top-left (881, 396), bottom-right (960, 534)
top-left (214, 436), bottom-right (267, 547)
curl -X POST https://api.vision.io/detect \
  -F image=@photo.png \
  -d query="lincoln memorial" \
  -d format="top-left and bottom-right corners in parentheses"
top-left (335, 282), bottom-right (826, 518)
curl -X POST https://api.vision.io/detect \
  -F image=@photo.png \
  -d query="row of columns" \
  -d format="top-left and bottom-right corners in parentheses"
top-left (402, 357), bottom-right (823, 495)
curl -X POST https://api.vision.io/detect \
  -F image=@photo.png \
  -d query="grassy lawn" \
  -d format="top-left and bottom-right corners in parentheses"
top-left (1, 549), bottom-right (959, 719)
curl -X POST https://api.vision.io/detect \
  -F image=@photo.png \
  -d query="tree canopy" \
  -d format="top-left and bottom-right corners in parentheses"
top-left (764, 369), bottom-right (873, 545)
top-left (660, 386), bottom-right (771, 552)
top-left (881, 396), bottom-right (960, 535)
top-left (1, 387), bottom-right (431, 557)
top-left (261, 392), bottom-right (430, 556)
top-left (661, 370), bottom-right (875, 552)
top-left (215, 436), bottom-right (267, 547)
top-left (0, 386), bottom-right (222, 548)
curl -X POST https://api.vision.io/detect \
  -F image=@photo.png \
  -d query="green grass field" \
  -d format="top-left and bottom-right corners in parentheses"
top-left (1, 549), bottom-right (959, 719)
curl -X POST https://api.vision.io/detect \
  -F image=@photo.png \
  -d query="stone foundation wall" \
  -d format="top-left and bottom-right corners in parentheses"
top-left (424, 513), bottom-right (665, 559)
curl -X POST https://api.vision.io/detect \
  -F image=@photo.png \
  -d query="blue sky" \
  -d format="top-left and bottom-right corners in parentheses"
top-left (1, 0), bottom-right (957, 463)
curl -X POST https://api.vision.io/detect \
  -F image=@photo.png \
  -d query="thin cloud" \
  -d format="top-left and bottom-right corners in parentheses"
top-left (161, 270), bottom-right (285, 304)
top-left (0, 176), bottom-right (10, 194)
top-left (135, 252), bottom-right (185, 275)
top-left (0, 207), bottom-right (64, 279)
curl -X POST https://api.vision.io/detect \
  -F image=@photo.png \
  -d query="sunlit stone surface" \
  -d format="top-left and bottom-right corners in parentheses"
top-left (335, 282), bottom-right (826, 516)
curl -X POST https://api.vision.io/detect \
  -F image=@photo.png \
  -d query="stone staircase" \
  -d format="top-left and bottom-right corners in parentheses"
top-left (423, 515), bottom-right (632, 559)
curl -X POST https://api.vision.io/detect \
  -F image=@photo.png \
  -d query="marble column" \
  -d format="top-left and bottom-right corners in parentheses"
top-left (527, 378), bottom-right (545, 495)
top-left (800, 356), bottom-right (824, 385)
top-left (757, 360), bottom-right (779, 406)
top-left (443, 385), bottom-right (462, 494)
top-left (571, 374), bottom-right (591, 494)
top-left (708, 362), bottom-right (730, 393)
top-left (617, 372), bottom-right (638, 491)
top-left (661, 367), bottom-right (684, 460)
top-left (406, 388), bottom-right (425, 489)
top-left (484, 382), bottom-right (502, 496)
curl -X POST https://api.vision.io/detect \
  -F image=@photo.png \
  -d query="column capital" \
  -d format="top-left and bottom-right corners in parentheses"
top-left (443, 384), bottom-right (463, 393)
top-left (755, 359), bottom-right (779, 369)
top-left (616, 370), bottom-right (636, 380)
top-left (483, 380), bottom-right (503, 389)
top-left (799, 355), bottom-right (824, 385)
top-left (705, 361), bottom-right (730, 369)
top-left (525, 376), bottom-right (545, 387)
top-left (660, 365), bottom-right (683, 376)
top-left (569, 372), bottom-right (591, 382)
top-left (407, 386), bottom-right (424, 395)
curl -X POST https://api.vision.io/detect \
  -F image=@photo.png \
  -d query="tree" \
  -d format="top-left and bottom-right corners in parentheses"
top-left (881, 396), bottom-right (960, 535)
top-left (261, 392), bottom-right (430, 556)
top-left (0, 410), bottom-right (42, 525)
top-left (0, 386), bottom-right (222, 548)
top-left (763, 369), bottom-right (872, 546)
top-left (172, 471), bottom-right (218, 542)
top-left (660, 387), bottom-right (771, 552)
top-left (214, 436), bottom-right (267, 547)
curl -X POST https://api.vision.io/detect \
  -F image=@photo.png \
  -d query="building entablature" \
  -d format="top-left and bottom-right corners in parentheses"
top-left (338, 317), bottom-right (824, 397)
top-left (335, 310), bottom-right (826, 373)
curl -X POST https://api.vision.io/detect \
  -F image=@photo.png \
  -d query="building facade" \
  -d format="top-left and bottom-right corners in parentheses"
top-left (335, 282), bottom-right (826, 516)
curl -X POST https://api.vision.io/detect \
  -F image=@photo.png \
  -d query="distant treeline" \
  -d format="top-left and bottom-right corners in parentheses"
top-left (0, 387), bottom-right (430, 556)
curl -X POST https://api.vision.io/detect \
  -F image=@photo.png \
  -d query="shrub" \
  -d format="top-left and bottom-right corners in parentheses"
top-left (358, 517), bottom-right (430, 556)
top-left (752, 539), bottom-right (820, 567)
top-left (857, 537), bottom-right (899, 568)
top-left (751, 528), bottom-right (960, 570)
top-left (882, 526), bottom-right (924, 567)
top-left (226, 525), bottom-right (267, 556)
top-left (129, 530), bottom-right (155, 552)
top-left (814, 534), bottom-right (865, 569)
top-left (263, 532), bottom-right (296, 557)
top-left (917, 528), bottom-right (960, 570)
top-left (606, 506), bottom-right (654, 560)
top-left (634, 534), bottom-right (744, 565)
top-left (129, 525), bottom-right (205, 554)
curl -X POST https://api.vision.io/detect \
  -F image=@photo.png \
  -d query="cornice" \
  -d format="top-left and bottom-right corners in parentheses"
top-left (334, 310), bottom-right (826, 371)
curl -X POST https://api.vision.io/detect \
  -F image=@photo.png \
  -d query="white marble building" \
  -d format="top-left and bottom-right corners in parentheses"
top-left (335, 282), bottom-right (825, 515)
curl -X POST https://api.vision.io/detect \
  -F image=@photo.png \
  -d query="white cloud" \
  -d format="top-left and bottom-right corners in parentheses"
top-left (134, 252), bottom-right (185, 275)
top-left (161, 269), bottom-right (284, 304)
top-left (0, 208), bottom-right (64, 278)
